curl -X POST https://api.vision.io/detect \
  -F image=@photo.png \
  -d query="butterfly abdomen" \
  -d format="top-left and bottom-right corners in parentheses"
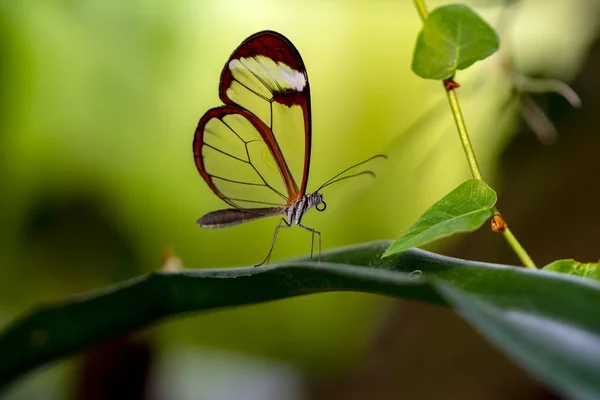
top-left (198, 207), bottom-right (285, 228)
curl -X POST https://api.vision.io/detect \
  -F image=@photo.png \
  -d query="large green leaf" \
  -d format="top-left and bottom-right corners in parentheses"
top-left (382, 179), bottom-right (496, 257)
top-left (436, 281), bottom-right (600, 400)
top-left (412, 5), bottom-right (500, 80)
top-left (1, 241), bottom-right (600, 399)
top-left (544, 259), bottom-right (600, 281)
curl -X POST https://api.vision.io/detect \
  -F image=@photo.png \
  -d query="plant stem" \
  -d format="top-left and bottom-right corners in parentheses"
top-left (503, 228), bottom-right (537, 269)
top-left (412, 0), bottom-right (537, 269)
top-left (446, 88), bottom-right (484, 180)
top-left (413, 0), bottom-right (429, 22)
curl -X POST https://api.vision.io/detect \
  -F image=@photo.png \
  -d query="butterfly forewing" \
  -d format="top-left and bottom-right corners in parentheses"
top-left (217, 31), bottom-right (312, 203)
top-left (271, 101), bottom-right (307, 198)
top-left (195, 31), bottom-right (312, 214)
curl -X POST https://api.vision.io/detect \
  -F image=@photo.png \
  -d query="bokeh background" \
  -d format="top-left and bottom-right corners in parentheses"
top-left (1, 0), bottom-right (599, 398)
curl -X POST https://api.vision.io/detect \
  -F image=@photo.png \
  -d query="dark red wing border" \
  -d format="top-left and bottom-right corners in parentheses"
top-left (218, 31), bottom-right (312, 198)
top-left (194, 106), bottom-right (300, 206)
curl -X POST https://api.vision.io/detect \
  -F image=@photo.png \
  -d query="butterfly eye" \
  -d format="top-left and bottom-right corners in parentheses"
top-left (316, 201), bottom-right (327, 212)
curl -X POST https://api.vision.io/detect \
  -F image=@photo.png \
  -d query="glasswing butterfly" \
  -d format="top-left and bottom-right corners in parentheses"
top-left (193, 30), bottom-right (385, 266)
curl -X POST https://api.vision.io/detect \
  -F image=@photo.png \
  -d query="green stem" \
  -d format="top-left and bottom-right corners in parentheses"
top-left (413, 0), bottom-right (483, 180)
top-left (447, 86), bottom-right (536, 267)
top-left (412, 0), bottom-right (537, 269)
top-left (503, 228), bottom-right (537, 270)
top-left (413, 0), bottom-right (429, 22)
top-left (446, 89), bottom-right (484, 180)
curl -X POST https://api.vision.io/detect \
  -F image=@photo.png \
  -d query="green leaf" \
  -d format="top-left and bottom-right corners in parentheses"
top-left (544, 259), bottom-right (600, 281)
top-left (412, 5), bottom-right (500, 80)
top-left (434, 280), bottom-right (600, 400)
top-left (382, 179), bottom-right (496, 257)
top-left (1, 241), bottom-right (600, 400)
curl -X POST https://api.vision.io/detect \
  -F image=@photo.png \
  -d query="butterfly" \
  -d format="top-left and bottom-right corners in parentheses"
top-left (193, 30), bottom-right (385, 266)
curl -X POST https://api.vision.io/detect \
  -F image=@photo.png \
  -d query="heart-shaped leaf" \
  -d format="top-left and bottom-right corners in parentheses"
top-left (382, 179), bottom-right (496, 257)
top-left (412, 5), bottom-right (500, 80)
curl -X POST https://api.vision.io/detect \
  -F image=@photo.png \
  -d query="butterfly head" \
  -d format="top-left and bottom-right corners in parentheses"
top-left (308, 192), bottom-right (326, 212)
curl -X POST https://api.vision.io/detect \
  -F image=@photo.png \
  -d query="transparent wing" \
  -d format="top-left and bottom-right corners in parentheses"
top-left (194, 106), bottom-right (298, 209)
top-left (218, 31), bottom-right (312, 202)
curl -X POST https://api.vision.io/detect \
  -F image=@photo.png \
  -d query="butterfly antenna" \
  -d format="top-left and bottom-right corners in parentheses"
top-left (318, 171), bottom-right (378, 190)
top-left (317, 154), bottom-right (387, 192)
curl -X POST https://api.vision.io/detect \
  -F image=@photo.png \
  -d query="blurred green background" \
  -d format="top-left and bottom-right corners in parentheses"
top-left (1, 0), bottom-right (599, 398)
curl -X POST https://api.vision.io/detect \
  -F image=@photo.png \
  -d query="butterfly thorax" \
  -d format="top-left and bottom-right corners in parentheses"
top-left (285, 192), bottom-right (324, 226)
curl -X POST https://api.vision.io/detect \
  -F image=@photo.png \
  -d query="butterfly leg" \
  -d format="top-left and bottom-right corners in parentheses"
top-left (298, 224), bottom-right (322, 262)
top-left (255, 218), bottom-right (292, 267)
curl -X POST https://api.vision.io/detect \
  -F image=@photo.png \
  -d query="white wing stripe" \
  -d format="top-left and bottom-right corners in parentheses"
top-left (229, 56), bottom-right (306, 94)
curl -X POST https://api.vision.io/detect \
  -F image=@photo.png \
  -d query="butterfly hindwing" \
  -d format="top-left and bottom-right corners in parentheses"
top-left (194, 106), bottom-right (289, 209)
